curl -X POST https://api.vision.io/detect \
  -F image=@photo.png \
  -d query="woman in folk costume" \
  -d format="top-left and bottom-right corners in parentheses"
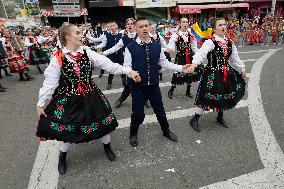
top-left (227, 20), bottom-right (237, 44)
top-left (149, 24), bottom-right (171, 81)
top-left (188, 18), bottom-right (246, 132)
top-left (0, 35), bottom-right (9, 92)
top-left (0, 34), bottom-right (13, 79)
top-left (36, 24), bottom-right (140, 175)
top-left (271, 22), bottom-right (277, 44)
top-left (38, 29), bottom-right (53, 60)
top-left (167, 17), bottom-right (203, 99)
top-left (25, 28), bottom-right (49, 74)
top-left (246, 21), bottom-right (255, 45)
top-left (1, 28), bottom-right (33, 81)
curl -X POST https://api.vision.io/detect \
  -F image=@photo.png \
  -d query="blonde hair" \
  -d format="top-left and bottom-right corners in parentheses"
top-left (58, 24), bottom-right (76, 47)
top-left (126, 18), bottom-right (135, 24)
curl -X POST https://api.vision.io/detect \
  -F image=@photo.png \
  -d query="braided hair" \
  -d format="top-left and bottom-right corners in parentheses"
top-left (58, 23), bottom-right (76, 47)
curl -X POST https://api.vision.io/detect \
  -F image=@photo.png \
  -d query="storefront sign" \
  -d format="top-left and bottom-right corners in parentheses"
top-left (54, 11), bottom-right (81, 17)
top-left (52, 0), bottom-right (79, 3)
top-left (89, 0), bottom-right (119, 7)
top-left (136, 0), bottom-right (176, 8)
top-left (53, 5), bottom-right (80, 11)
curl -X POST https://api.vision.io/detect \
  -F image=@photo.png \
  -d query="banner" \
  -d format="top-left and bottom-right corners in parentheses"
top-left (25, 0), bottom-right (40, 15)
top-left (135, 0), bottom-right (176, 8)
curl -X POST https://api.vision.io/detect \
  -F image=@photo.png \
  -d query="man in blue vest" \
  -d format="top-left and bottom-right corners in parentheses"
top-left (94, 21), bottom-right (125, 90)
top-left (124, 17), bottom-right (191, 147)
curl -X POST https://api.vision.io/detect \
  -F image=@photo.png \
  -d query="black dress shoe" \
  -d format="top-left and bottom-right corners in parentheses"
top-left (130, 127), bottom-right (138, 147)
top-left (24, 73), bottom-right (34, 80)
top-left (190, 117), bottom-right (201, 132)
top-left (106, 84), bottom-right (112, 90)
top-left (163, 130), bottom-right (178, 142)
top-left (38, 69), bottom-right (43, 74)
top-left (58, 151), bottom-right (67, 175)
top-left (0, 84), bottom-right (7, 89)
top-left (19, 74), bottom-right (27, 81)
top-left (104, 143), bottom-right (116, 162)
top-left (130, 135), bottom-right (138, 147)
top-left (0, 87), bottom-right (6, 92)
top-left (98, 72), bottom-right (103, 78)
top-left (168, 90), bottom-right (173, 99)
top-left (144, 101), bottom-right (151, 108)
top-left (114, 98), bottom-right (123, 108)
top-left (186, 92), bottom-right (194, 98)
top-left (5, 72), bottom-right (13, 76)
top-left (217, 117), bottom-right (228, 128)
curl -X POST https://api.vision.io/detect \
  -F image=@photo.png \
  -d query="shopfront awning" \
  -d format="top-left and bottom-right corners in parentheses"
top-left (177, 3), bottom-right (249, 14)
top-left (118, 0), bottom-right (134, 6)
top-left (89, 0), bottom-right (119, 7)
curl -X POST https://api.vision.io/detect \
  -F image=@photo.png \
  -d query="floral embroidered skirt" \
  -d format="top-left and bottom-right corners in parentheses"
top-left (195, 65), bottom-right (246, 112)
top-left (37, 86), bottom-right (118, 143)
top-left (171, 55), bottom-right (204, 85)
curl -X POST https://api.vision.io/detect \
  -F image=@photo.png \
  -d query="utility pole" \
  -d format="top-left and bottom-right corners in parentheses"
top-left (1, 0), bottom-right (8, 19)
top-left (271, 0), bottom-right (277, 17)
top-left (134, 0), bottom-right (137, 19)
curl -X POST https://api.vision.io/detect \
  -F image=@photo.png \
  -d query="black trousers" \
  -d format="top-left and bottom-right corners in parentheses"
top-left (130, 84), bottom-right (169, 131)
top-left (120, 78), bottom-right (132, 101)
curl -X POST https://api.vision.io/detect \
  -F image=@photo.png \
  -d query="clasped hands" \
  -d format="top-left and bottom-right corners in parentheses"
top-left (181, 64), bottom-right (197, 73)
top-left (129, 70), bottom-right (141, 82)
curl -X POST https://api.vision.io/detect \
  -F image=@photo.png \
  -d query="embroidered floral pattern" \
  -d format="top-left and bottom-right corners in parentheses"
top-left (80, 112), bottom-right (116, 134)
top-left (100, 92), bottom-right (110, 108)
top-left (205, 83), bottom-right (241, 101)
top-left (207, 73), bottom-right (214, 89)
top-left (50, 122), bottom-right (76, 132)
top-left (54, 98), bottom-right (67, 119)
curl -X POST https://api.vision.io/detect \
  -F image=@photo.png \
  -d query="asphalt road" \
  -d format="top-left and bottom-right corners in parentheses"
top-left (0, 44), bottom-right (283, 189)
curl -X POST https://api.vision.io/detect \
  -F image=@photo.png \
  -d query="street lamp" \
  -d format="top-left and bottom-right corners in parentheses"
top-left (271, 0), bottom-right (276, 17)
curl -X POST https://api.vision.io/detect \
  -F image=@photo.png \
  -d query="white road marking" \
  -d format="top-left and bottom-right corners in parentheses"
top-left (27, 141), bottom-right (60, 189)
top-left (243, 59), bottom-right (258, 62)
top-left (101, 82), bottom-right (172, 95)
top-left (201, 49), bottom-right (284, 188)
top-left (117, 99), bottom-right (248, 129)
top-left (239, 49), bottom-right (269, 54)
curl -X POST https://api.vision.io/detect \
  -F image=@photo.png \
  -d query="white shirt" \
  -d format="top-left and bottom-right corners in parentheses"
top-left (192, 34), bottom-right (245, 73)
top-left (86, 32), bottom-right (106, 44)
top-left (103, 32), bottom-right (137, 56)
top-left (0, 37), bottom-right (5, 43)
top-left (37, 35), bottom-right (52, 44)
top-left (37, 46), bottom-right (131, 107)
top-left (149, 32), bottom-right (168, 50)
top-left (95, 30), bottom-right (120, 49)
top-left (168, 29), bottom-right (198, 53)
top-left (24, 36), bottom-right (38, 47)
top-left (123, 37), bottom-right (183, 73)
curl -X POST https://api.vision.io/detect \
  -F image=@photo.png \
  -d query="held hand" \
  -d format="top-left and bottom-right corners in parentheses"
top-left (182, 64), bottom-right (191, 73)
top-left (130, 70), bottom-right (141, 83)
top-left (189, 64), bottom-right (197, 73)
top-left (164, 48), bottom-right (174, 53)
top-left (37, 106), bottom-right (47, 118)
top-left (241, 70), bottom-right (246, 79)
